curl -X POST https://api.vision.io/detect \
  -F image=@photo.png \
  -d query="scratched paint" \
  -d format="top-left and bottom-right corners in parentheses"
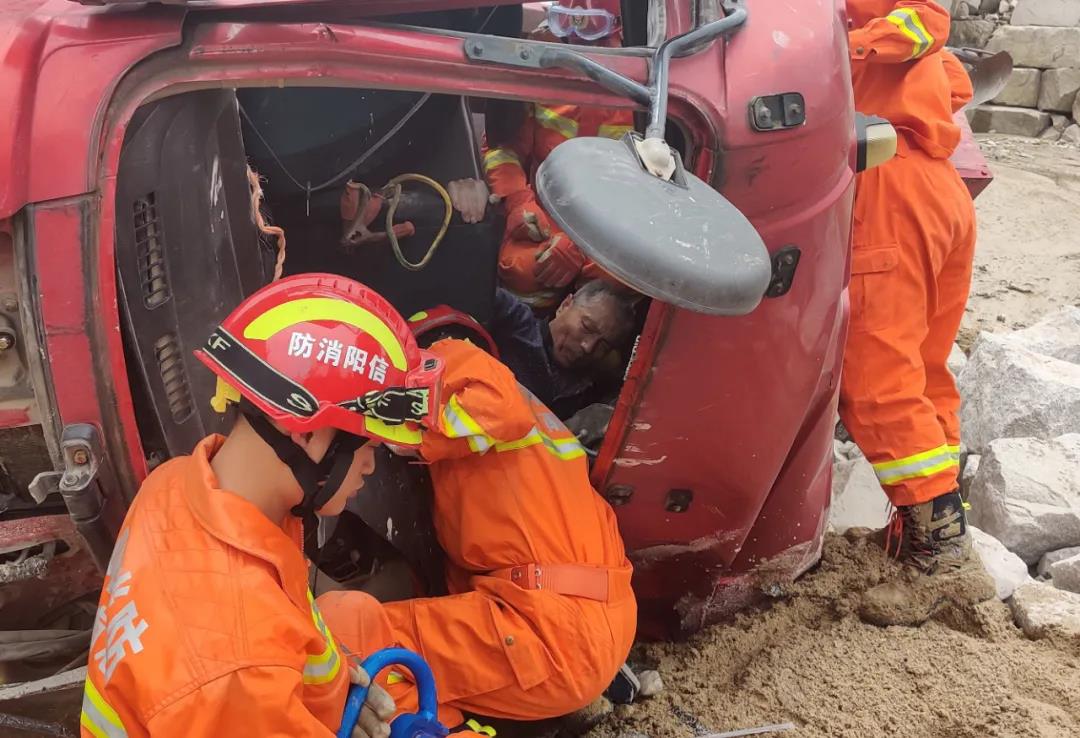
top-left (613, 455), bottom-right (667, 468)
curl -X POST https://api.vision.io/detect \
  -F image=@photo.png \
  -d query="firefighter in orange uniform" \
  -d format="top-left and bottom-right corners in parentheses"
top-left (319, 318), bottom-right (637, 724)
top-left (484, 0), bottom-right (633, 308)
top-left (842, 0), bottom-right (994, 623)
top-left (81, 274), bottom-right (446, 738)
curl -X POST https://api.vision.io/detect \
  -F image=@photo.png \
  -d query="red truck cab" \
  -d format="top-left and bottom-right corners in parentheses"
top-left (0, 0), bottom-right (993, 692)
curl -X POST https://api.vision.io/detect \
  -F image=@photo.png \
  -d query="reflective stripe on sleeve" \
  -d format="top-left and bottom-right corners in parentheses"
top-left (886, 7), bottom-right (933, 59)
top-left (81, 679), bottom-right (129, 738)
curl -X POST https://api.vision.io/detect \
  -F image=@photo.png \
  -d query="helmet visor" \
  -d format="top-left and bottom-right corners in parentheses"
top-left (546, 5), bottom-right (617, 41)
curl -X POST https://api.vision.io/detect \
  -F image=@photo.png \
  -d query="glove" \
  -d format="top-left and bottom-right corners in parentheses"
top-left (447, 178), bottom-right (489, 224)
top-left (534, 234), bottom-right (585, 289)
top-left (565, 403), bottom-right (615, 449)
top-left (349, 663), bottom-right (396, 738)
top-left (504, 190), bottom-right (557, 243)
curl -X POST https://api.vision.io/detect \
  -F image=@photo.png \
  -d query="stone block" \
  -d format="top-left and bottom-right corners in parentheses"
top-left (948, 343), bottom-right (968, 378)
top-left (829, 456), bottom-right (888, 533)
top-left (971, 526), bottom-right (1032, 600)
top-left (969, 104), bottom-right (1050, 136)
top-left (992, 67), bottom-right (1042, 107)
top-left (1064, 124), bottom-right (1080, 144)
top-left (1012, 0), bottom-right (1080, 27)
top-left (967, 435), bottom-right (1080, 564)
top-left (1006, 306), bottom-right (1080, 363)
top-left (1038, 546), bottom-right (1080, 578)
top-left (1009, 581), bottom-right (1080, 645)
top-left (1039, 68), bottom-right (1080, 112)
top-left (960, 325), bottom-right (1080, 452)
top-left (961, 453), bottom-right (981, 496)
top-left (1049, 552), bottom-right (1080, 593)
top-left (987, 26), bottom-right (1080, 69)
top-left (950, 18), bottom-right (998, 48)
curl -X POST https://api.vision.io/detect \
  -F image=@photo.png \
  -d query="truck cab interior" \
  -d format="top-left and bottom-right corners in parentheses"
top-left (113, 40), bottom-right (657, 594)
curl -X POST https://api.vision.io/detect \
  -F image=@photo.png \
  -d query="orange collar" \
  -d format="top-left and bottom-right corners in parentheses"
top-left (182, 435), bottom-right (311, 612)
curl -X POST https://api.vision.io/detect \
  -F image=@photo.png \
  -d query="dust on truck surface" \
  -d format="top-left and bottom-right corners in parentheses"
top-left (0, 0), bottom-right (989, 678)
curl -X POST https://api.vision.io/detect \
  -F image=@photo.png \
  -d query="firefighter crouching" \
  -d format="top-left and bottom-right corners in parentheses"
top-left (318, 307), bottom-right (636, 726)
top-left (82, 273), bottom-right (634, 738)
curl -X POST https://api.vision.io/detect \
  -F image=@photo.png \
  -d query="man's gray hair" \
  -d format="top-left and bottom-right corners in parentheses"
top-left (572, 280), bottom-right (637, 345)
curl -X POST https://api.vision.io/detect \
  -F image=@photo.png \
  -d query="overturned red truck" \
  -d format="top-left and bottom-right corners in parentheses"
top-left (0, 0), bottom-right (1001, 693)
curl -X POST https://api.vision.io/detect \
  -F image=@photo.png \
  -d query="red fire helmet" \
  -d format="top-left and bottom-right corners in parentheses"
top-left (195, 273), bottom-right (443, 447)
top-left (407, 305), bottom-right (499, 358)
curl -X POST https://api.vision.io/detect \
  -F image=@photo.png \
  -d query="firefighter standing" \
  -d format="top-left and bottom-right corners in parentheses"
top-left (841, 0), bottom-right (995, 624)
top-left (483, 0), bottom-right (633, 309)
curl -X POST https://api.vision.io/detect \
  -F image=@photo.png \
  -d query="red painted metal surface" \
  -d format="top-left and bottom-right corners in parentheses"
top-left (0, 0), bottom-right (899, 637)
top-left (952, 111), bottom-right (994, 198)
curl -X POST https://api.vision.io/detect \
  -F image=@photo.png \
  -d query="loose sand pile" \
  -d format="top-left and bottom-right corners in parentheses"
top-left (592, 534), bottom-right (1080, 738)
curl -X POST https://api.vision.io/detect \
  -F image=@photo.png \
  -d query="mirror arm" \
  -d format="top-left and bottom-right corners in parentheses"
top-left (647, 0), bottom-right (748, 138)
top-left (536, 48), bottom-right (652, 106)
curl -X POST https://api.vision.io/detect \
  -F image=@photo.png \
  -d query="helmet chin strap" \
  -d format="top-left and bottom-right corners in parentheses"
top-left (239, 400), bottom-right (367, 563)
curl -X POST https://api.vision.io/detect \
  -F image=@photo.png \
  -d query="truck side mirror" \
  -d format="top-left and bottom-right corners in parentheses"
top-left (536, 133), bottom-right (771, 316)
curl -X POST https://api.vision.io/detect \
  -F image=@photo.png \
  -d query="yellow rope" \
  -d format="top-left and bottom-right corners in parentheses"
top-left (383, 173), bottom-right (452, 272)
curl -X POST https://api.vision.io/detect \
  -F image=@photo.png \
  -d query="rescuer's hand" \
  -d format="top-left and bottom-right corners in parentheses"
top-left (447, 178), bottom-right (489, 224)
top-left (506, 195), bottom-right (557, 243)
top-left (534, 234), bottom-right (585, 289)
top-left (349, 664), bottom-right (396, 738)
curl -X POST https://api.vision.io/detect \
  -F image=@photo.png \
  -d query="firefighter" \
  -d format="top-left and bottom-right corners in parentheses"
top-left (842, 0), bottom-right (995, 625)
top-left (483, 0), bottom-right (634, 309)
top-left (318, 317), bottom-right (636, 725)
top-left (80, 274), bottom-right (446, 738)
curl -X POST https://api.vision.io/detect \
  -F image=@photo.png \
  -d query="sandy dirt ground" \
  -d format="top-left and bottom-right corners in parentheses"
top-left (958, 135), bottom-right (1080, 348)
top-left (589, 135), bottom-right (1080, 738)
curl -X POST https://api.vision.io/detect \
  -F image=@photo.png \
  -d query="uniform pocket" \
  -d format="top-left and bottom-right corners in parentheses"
top-left (848, 244), bottom-right (900, 335)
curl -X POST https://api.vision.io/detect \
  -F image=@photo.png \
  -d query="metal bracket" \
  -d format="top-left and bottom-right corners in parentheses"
top-left (749, 93), bottom-right (806, 132)
top-left (29, 424), bottom-right (117, 570)
top-left (765, 245), bottom-right (801, 298)
top-left (29, 424), bottom-right (103, 504)
top-left (465, 38), bottom-right (651, 106)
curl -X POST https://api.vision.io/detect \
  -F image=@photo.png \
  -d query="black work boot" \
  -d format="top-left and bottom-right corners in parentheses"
top-left (860, 490), bottom-right (995, 626)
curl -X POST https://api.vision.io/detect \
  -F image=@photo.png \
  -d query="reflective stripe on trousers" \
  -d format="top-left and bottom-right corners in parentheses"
top-left (886, 7), bottom-right (933, 59)
top-left (81, 678), bottom-right (129, 738)
top-left (872, 444), bottom-right (960, 486)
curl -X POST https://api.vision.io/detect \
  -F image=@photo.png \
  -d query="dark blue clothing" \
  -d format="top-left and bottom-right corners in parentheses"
top-left (488, 289), bottom-right (595, 419)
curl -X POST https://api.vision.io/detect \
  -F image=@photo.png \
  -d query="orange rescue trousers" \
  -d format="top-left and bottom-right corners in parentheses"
top-left (320, 569), bottom-right (634, 726)
top-left (839, 142), bottom-right (976, 507)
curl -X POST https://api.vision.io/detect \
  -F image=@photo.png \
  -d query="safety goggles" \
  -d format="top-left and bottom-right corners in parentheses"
top-left (546, 4), bottom-right (618, 41)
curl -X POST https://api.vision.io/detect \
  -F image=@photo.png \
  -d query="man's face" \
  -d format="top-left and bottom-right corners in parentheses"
top-left (548, 292), bottom-right (622, 370)
top-left (298, 427), bottom-right (380, 517)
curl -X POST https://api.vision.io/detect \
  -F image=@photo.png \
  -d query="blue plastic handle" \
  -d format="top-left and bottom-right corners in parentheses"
top-left (336, 647), bottom-right (447, 738)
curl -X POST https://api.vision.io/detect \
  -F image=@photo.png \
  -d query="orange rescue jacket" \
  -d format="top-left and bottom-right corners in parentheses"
top-left (81, 436), bottom-right (350, 738)
top-left (377, 338), bottom-right (636, 712)
top-left (847, 0), bottom-right (958, 158)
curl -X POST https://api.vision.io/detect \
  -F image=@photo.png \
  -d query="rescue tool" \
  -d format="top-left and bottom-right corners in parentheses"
top-left (337, 648), bottom-right (448, 738)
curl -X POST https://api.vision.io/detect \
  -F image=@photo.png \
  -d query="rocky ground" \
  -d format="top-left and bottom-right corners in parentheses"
top-left (588, 135), bottom-right (1080, 738)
